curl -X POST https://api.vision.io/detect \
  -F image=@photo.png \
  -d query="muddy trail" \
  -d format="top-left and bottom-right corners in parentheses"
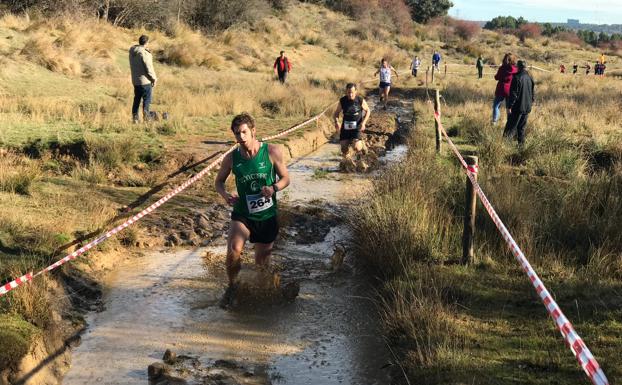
top-left (60, 92), bottom-right (413, 385)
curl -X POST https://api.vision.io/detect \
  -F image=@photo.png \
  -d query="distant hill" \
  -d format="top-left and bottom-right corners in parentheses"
top-left (551, 22), bottom-right (622, 35)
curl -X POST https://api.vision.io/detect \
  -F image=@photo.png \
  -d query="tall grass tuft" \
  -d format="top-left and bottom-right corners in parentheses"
top-left (0, 152), bottom-right (41, 195)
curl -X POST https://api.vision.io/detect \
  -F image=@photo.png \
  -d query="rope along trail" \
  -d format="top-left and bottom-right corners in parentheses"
top-left (0, 109), bottom-right (334, 297)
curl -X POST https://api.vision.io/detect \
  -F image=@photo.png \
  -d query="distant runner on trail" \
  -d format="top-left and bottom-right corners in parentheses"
top-left (410, 55), bottom-right (421, 77)
top-left (432, 50), bottom-right (441, 70)
top-left (374, 58), bottom-right (398, 110)
top-left (215, 113), bottom-right (290, 309)
top-left (333, 83), bottom-right (371, 159)
top-left (273, 50), bottom-right (292, 84)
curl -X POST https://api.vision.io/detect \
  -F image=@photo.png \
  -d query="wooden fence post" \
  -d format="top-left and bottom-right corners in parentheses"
top-left (433, 89), bottom-right (441, 153)
top-left (431, 64), bottom-right (435, 83)
top-left (425, 65), bottom-right (429, 90)
top-left (462, 156), bottom-right (478, 265)
top-left (444, 62), bottom-right (447, 76)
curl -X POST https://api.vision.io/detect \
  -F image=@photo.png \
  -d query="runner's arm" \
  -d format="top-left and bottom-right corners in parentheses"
top-left (333, 103), bottom-right (342, 131)
top-left (214, 152), bottom-right (237, 205)
top-left (263, 145), bottom-right (290, 197)
top-left (360, 99), bottom-right (371, 130)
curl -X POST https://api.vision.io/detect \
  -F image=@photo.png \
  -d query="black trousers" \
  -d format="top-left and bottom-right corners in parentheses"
top-left (503, 112), bottom-right (529, 145)
top-left (277, 71), bottom-right (288, 83)
top-left (477, 68), bottom-right (483, 78)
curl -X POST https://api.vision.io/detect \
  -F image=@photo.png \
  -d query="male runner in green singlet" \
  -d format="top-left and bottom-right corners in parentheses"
top-left (215, 113), bottom-right (290, 308)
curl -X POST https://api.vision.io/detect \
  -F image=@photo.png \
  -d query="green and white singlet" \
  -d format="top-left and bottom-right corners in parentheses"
top-left (232, 142), bottom-right (277, 221)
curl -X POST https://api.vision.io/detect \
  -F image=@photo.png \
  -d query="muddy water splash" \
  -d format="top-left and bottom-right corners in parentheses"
top-left (63, 97), bottom-right (409, 385)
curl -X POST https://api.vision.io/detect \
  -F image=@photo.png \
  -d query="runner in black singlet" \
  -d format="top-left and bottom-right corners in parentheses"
top-left (332, 83), bottom-right (371, 158)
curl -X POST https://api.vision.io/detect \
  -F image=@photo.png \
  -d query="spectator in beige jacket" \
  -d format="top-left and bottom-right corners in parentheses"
top-left (129, 35), bottom-right (157, 123)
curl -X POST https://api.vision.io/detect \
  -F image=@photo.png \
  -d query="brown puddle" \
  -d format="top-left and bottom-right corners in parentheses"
top-left (62, 96), bottom-right (410, 385)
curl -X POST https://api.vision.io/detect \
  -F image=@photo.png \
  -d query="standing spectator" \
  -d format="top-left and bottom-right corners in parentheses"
top-left (504, 60), bottom-right (535, 146)
top-left (559, 64), bottom-right (566, 73)
top-left (410, 55), bottom-right (421, 77)
top-left (572, 63), bottom-right (578, 74)
top-left (491, 53), bottom-right (517, 125)
top-left (600, 52), bottom-right (606, 65)
top-left (273, 50), bottom-right (292, 84)
top-left (129, 34), bottom-right (157, 123)
top-left (585, 62), bottom-right (591, 75)
top-left (476, 55), bottom-right (484, 79)
top-left (432, 50), bottom-right (441, 70)
top-left (600, 63), bottom-right (606, 77)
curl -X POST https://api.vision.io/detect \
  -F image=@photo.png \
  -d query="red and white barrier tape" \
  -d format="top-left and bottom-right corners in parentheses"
top-left (432, 110), bottom-right (609, 385)
top-left (1, 107), bottom-right (333, 297)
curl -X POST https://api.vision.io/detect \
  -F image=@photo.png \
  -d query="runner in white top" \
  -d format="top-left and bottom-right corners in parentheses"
top-left (374, 58), bottom-right (399, 110)
top-left (410, 55), bottom-right (421, 77)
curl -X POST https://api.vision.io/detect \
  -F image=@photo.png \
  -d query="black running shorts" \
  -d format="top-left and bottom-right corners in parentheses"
top-left (339, 127), bottom-right (362, 141)
top-left (231, 212), bottom-right (279, 244)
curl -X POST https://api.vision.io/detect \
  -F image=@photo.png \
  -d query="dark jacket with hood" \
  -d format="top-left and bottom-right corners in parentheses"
top-left (507, 69), bottom-right (535, 114)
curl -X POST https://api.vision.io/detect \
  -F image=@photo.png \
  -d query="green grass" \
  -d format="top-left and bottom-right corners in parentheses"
top-left (0, 314), bottom-right (40, 369)
top-left (312, 168), bottom-right (329, 179)
top-left (353, 81), bottom-right (622, 383)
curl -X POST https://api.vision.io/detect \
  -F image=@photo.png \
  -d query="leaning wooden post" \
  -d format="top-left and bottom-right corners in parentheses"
top-left (462, 156), bottom-right (478, 265)
top-left (444, 62), bottom-right (447, 75)
top-left (431, 64), bottom-right (435, 83)
top-left (433, 89), bottom-right (442, 153)
top-left (425, 65), bottom-right (429, 89)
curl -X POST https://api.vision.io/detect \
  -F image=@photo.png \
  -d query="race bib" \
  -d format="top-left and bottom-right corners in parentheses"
top-left (246, 193), bottom-right (273, 214)
top-left (344, 120), bottom-right (358, 130)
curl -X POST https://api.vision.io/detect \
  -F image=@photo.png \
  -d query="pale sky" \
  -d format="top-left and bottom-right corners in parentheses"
top-left (448, 0), bottom-right (622, 25)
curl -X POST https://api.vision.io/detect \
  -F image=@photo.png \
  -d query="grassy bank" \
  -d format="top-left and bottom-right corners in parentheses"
top-left (350, 69), bottom-right (622, 382)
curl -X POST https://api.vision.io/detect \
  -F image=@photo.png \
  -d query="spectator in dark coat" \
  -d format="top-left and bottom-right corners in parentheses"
top-left (492, 53), bottom-right (517, 124)
top-left (476, 56), bottom-right (484, 79)
top-left (504, 60), bottom-right (535, 146)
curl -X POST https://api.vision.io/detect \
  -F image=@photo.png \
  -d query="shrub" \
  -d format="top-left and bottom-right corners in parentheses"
top-left (453, 19), bottom-right (480, 41)
top-left (517, 23), bottom-right (541, 43)
top-left (380, 0), bottom-right (413, 35)
top-left (0, 153), bottom-right (41, 195)
top-left (554, 31), bottom-right (583, 46)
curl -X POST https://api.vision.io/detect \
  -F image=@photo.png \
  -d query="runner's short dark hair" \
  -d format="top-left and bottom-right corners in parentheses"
top-left (280, 50), bottom-right (284, 55)
top-left (139, 35), bottom-right (149, 45)
top-left (345, 83), bottom-right (356, 91)
top-left (231, 113), bottom-right (256, 132)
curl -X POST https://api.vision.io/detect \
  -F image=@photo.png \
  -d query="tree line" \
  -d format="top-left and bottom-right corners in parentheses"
top-left (484, 15), bottom-right (622, 48)
top-left (0, 0), bottom-right (452, 31)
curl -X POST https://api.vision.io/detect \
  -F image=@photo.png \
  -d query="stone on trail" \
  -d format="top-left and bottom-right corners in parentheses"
top-left (148, 362), bottom-right (170, 380)
top-left (163, 349), bottom-right (177, 365)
